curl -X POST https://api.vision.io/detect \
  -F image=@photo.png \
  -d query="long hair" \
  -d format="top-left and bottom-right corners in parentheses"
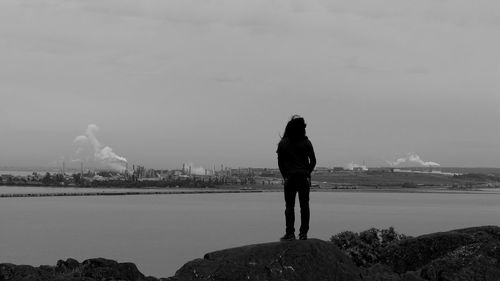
top-left (282, 115), bottom-right (307, 142)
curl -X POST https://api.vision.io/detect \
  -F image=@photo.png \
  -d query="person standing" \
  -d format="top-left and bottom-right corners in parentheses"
top-left (277, 115), bottom-right (316, 241)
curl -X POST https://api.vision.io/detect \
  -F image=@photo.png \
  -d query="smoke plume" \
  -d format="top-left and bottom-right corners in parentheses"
top-left (345, 162), bottom-right (368, 171)
top-left (74, 124), bottom-right (128, 171)
top-left (387, 153), bottom-right (440, 167)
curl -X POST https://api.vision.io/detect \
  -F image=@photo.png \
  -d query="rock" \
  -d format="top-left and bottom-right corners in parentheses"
top-left (0, 258), bottom-right (159, 281)
top-left (379, 225), bottom-right (500, 281)
top-left (55, 258), bottom-right (79, 273)
top-left (3, 226), bottom-right (500, 281)
top-left (357, 263), bottom-right (424, 281)
top-left (170, 226), bottom-right (500, 281)
top-left (170, 238), bottom-right (363, 281)
top-left (381, 230), bottom-right (475, 273)
top-left (418, 239), bottom-right (500, 280)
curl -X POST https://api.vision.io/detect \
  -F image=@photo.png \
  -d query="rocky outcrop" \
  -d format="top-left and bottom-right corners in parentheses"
top-left (380, 226), bottom-right (500, 281)
top-left (170, 226), bottom-right (500, 281)
top-left (0, 258), bottom-right (163, 281)
top-left (3, 226), bottom-right (500, 281)
top-left (169, 238), bottom-right (363, 281)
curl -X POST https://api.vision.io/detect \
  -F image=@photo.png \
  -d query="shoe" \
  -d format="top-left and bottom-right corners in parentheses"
top-left (280, 233), bottom-right (296, 241)
top-left (298, 233), bottom-right (308, 240)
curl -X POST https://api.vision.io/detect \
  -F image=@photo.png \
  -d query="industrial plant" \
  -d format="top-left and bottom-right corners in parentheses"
top-left (0, 162), bottom-right (284, 189)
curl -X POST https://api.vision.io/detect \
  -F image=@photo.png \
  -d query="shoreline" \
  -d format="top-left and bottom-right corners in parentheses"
top-left (1, 185), bottom-right (499, 198)
top-left (0, 188), bottom-right (263, 198)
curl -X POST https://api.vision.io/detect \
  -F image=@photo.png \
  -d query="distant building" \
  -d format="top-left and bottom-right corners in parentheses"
top-left (1, 174), bottom-right (14, 180)
top-left (315, 167), bottom-right (330, 172)
top-left (353, 166), bottom-right (367, 172)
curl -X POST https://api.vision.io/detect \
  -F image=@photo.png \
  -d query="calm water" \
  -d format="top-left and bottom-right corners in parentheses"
top-left (1, 190), bottom-right (499, 277)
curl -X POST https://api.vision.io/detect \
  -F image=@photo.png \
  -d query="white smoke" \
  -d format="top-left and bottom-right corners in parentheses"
top-left (183, 163), bottom-right (210, 175)
top-left (387, 153), bottom-right (440, 167)
top-left (345, 162), bottom-right (368, 171)
top-left (74, 124), bottom-right (128, 171)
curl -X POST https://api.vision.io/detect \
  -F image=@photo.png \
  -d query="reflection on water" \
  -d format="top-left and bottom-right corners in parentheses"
top-left (0, 191), bottom-right (499, 277)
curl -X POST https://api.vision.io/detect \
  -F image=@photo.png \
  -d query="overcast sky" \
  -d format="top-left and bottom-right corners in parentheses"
top-left (1, 0), bottom-right (499, 170)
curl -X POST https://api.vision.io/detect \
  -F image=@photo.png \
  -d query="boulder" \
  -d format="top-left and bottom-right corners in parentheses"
top-left (169, 238), bottom-right (363, 281)
top-left (0, 258), bottom-right (160, 281)
top-left (380, 225), bottom-right (500, 281)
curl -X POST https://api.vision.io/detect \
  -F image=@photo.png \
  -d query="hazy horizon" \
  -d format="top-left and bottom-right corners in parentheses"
top-left (1, 0), bottom-right (499, 170)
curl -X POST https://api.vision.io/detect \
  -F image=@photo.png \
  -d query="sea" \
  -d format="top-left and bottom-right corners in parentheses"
top-left (1, 187), bottom-right (499, 278)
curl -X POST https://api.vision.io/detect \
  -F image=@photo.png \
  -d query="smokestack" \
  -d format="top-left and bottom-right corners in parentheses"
top-left (81, 161), bottom-right (83, 176)
top-left (62, 161), bottom-right (65, 175)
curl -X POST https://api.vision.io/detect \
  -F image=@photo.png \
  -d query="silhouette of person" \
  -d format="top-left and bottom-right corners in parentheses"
top-left (277, 115), bottom-right (316, 241)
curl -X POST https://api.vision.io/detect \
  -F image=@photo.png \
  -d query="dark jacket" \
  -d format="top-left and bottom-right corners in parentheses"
top-left (277, 137), bottom-right (316, 178)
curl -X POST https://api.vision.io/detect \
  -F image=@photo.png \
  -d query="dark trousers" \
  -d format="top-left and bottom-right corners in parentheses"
top-left (284, 174), bottom-right (310, 235)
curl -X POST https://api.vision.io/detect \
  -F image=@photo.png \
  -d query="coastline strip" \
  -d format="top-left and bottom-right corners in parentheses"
top-left (0, 189), bottom-right (263, 198)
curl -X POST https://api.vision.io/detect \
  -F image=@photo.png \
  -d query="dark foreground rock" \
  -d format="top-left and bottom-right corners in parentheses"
top-left (380, 225), bottom-right (500, 281)
top-left (0, 258), bottom-right (163, 281)
top-left (3, 226), bottom-right (500, 281)
top-left (170, 226), bottom-right (500, 281)
top-left (169, 238), bottom-right (363, 281)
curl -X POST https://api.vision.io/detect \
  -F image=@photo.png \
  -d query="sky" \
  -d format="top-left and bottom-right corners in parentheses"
top-left (1, 0), bottom-right (499, 170)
